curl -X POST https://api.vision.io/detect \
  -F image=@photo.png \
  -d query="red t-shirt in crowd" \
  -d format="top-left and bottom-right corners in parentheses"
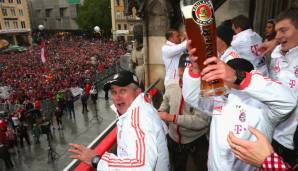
top-left (85, 83), bottom-right (91, 96)
top-left (34, 100), bottom-right (41, 110)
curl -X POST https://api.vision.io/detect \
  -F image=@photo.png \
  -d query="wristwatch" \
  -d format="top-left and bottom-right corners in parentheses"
top-left (234, 70), bottom-right (246, 85)
top-left (91, 155), bottom-right (101, 168)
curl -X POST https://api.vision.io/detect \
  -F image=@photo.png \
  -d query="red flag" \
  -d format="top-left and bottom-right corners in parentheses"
top-left (40, 40), bottom-right (47, 63)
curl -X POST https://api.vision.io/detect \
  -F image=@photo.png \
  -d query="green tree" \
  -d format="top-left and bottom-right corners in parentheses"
top-left (76, 0), bottom-right (111, 37)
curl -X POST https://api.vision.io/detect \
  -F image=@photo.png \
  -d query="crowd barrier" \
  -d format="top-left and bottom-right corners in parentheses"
top-left (0, 99), bottom-right (55, 114)
top-left (0, 103), bottom-right (24, 114)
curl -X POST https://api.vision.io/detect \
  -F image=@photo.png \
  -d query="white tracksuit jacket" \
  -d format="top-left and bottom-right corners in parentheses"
top-left (162, 40), bottom-right (187, 87)
top-left (97, 94), bottom-right (169, 171)
top-left (271, 45), bottom-right (298, 150)
top-left (182, 67), bottom-right (297, 171)
top-left (231, 29), bottom-right (268, 76)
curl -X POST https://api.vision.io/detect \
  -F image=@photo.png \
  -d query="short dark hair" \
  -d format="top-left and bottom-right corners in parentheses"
top-left (165, 29), bottom-right (178, 40)
top-left (227, 58), bottom-right (254, 72)
top-left (217, 24), bottom-right (234, 46)
top-left (266, 19), bottom-right (275, 25)
top-left (276, 7), bottom-right (298, 29)
top-left (221, 19), bottom-right (233, 29)
top-left (178, 53), bottom-right (190, 68)
top-left (232, 15), bottom-right (252, 31)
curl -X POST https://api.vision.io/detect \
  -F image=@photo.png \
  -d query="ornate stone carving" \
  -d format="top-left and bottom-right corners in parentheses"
top-left (124, 0), bottom-right (145, 17)
top-left (144, 0), bottom-right (172, 36)
top-left (124, 0), bottom-right (183, 29)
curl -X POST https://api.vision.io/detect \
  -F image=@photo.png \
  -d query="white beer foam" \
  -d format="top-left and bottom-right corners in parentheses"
top-left (181, 5), bottom-right (193, 19)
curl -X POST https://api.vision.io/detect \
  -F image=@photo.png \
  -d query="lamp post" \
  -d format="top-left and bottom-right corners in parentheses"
top-left (94, 26), bottom-right (101, 34)
top-left (92, 26), bottom-right (101, 91)
top-left (38, 24), bottom-right (45, 43)
top-left (38, 24), bottom-right (47, 65)
top-left (94, 26), bottom-right (102, 39)
top-left (38, 24), bottom-right (45, 31)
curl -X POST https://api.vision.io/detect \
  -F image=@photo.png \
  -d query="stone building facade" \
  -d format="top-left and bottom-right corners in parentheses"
top-left (110, 0), bottom-right (141, 41)
top-left (28, 0), bottom-right (81, 31)
top-left (0, 0), bottom-right (32, 45)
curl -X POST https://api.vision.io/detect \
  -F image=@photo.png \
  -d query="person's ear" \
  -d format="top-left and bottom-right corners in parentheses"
top-left (137, 88), bottom-right (142, 94)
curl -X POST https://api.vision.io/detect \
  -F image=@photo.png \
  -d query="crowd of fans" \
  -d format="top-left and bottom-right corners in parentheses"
top-left (0, 34), bottom-right (127, 105)
top-left (0, 33), bottom-right (127, 169)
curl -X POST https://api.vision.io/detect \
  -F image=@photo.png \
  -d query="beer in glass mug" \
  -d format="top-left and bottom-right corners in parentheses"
top-left (181, 0), bottom-right (227, 97)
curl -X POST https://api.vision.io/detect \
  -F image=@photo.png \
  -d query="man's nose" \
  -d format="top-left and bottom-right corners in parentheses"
top-left (112, 93), bottom-right (121, 100)
top-left (275, 31), bottom-right (282, 40)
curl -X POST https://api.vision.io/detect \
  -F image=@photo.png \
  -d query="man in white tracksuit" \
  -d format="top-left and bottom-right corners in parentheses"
top-left (231, 15), bottom-right (268, 76)
top-left (69, 70), bottom-right (169, 171)
top-left (162, 29), bottom-right (187, 87)
top-left (267, 8), bottom-right (298, 166)
top-left (182, 55), bottom-right (297, 170)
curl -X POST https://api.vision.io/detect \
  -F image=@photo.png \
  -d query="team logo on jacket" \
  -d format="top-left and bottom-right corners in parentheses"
top-left (294, 66), bottom-right (298, 78)
top-left (192, 0), bottom-right (213, 26)
top-left (272, 61), bottom-right (280, 73)
top-left (239, 111), bottom-right (246, 122)
top-left (289, 79), bottom-right (296, 88)
top-left (236, 105), bottom-right (246, 122)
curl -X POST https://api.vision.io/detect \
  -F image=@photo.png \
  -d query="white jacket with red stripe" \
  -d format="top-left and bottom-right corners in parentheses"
top-left (182, 67), bottom-right (297, 171)
top-left (270, 45), bottom-right (298, 150)
top-left (97, 93), bottom-right (169, 171)
top-left (219, 46), bottom-right (241, 63)
top-left (162, 40), bottom-right (187, 87)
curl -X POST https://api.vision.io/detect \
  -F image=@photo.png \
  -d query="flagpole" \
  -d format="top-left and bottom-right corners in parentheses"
top-left (38, 24), bottom-right (46, 64)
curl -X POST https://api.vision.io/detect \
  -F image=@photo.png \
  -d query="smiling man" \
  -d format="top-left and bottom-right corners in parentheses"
top-left (269, 7), bottom-right (298, 166)
top-left (68, 70), bottom-right (169, 171)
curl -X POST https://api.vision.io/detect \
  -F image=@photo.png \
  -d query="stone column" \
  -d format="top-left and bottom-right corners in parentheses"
top-left (111, 0), bottom-right (117, 41)
top-left (215, 0), bottom-right (250, 25)
top-left (12, 35), bottom-right (18, 45)
top-left (27, 33), bottom-right (33, 45)
top-left (142, 0), bottom-right (172, 90)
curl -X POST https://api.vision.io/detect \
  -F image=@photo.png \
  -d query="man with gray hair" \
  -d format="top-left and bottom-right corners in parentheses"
top-left (69, 70), bottom-right (169, 171)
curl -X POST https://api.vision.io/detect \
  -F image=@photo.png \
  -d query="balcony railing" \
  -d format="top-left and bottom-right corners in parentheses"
top-left (63, 120), bottom-right (117, 171)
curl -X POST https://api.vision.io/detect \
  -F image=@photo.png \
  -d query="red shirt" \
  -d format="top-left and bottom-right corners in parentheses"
top-left (85, 83), bottom-right (91, 96)
top-left (34, 100), bottom-right (41, 110)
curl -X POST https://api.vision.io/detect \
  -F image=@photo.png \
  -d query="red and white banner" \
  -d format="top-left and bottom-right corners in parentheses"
top-left (40, 41), bottom-right (47, 63)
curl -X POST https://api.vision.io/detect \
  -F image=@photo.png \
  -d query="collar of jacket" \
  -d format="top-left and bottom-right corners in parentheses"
top-left (166, 40), bottom-right (176, 46)
top-left (271, 45), bottom-right (298, 59)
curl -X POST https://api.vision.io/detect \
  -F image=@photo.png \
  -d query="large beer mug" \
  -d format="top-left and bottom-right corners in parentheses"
top-left (181, 0), bottom-right (227, 97)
